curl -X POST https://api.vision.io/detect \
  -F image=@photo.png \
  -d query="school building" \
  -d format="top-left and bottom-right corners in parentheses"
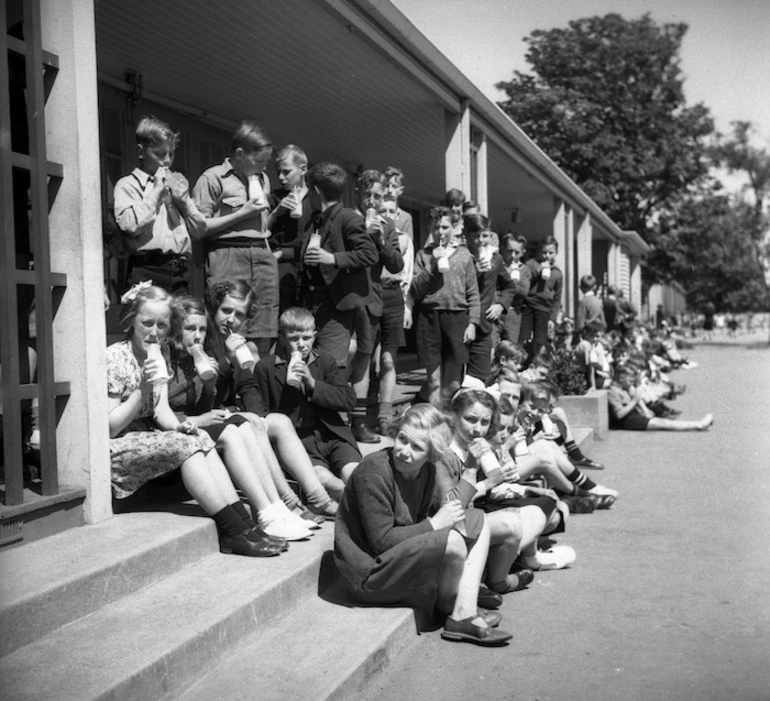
top-left (1, 0), bottom-right (648, 539)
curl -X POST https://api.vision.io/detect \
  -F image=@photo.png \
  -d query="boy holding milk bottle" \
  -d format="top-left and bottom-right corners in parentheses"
top-left (518, 237), bottom-right (563, 367)
top-left (296, 162), bottom-right (378, 369)
top-left (192, 121), bottom-right (277, 357)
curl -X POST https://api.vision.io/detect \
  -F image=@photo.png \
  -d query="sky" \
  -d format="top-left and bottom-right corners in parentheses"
top-left (390, 0), bottom-right (770, 142)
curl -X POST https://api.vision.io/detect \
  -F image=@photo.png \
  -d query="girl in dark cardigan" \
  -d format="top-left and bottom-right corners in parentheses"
top-left (334, 404), bottom-right (513, 646)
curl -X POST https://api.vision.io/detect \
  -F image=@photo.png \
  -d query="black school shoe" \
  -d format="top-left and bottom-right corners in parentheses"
top-left (477, 586), bottom-right (503, 610)
top-left (219, 530), bottom-right (284, 557)
top-left (352, 421), bottom-right (381, 444)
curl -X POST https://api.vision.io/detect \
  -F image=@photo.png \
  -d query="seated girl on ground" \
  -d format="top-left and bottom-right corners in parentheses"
top-left (334, 404), bottom-right (513, 646)
top-left (491, 371), bottom-right (617, 512)
top-left (204, 280), bottom-right (339, 520)
top-left (107, 283), bottom-right (284, 557)
top-left (438, 388), bottom-right (575, 575)
top-left (167, 295), bottom-right (318, 541)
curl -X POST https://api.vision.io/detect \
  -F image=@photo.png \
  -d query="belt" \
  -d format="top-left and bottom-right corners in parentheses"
top-left (209, 237), bottom-right (271, 250)
top-left (129, 250), bottom-right (188, 264)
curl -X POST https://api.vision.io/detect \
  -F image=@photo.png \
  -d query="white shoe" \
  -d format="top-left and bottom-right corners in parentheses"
top-left (278, 502), bottom-right (320, 531)
top-left (262, 515), bottom-right (313, 541)
top-left (259, 504), bottom-right (312, 541)
top-left (588, 484), bottom-right (619, 498)
top-left (286, 510), bottom-right (319, 533)
top-left (522, 545), bottom-right (576, 571)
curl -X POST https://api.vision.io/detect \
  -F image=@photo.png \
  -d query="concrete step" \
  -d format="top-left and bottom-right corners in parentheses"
top-left (0, 525), bottom-right (335, 701)
top-left (572, 426), bottom-right (594, 454)
top-left (0, 511), bottom-right (216, 657)
top-left (176, 582), bottom-right (417, 701)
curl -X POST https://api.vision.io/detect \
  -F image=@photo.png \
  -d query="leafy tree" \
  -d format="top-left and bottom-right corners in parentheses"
top-left (646, 189), bottom-right (767, 312)
top-left (708, 122), bottom-right (770, 323)
top-left (496, 14), bottom-right (714, 237)
top-left (711, 121), bottom-right (770, 214)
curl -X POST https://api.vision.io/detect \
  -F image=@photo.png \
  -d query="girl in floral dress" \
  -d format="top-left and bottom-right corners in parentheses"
top-left (107, 283), bottom-right (284, 557)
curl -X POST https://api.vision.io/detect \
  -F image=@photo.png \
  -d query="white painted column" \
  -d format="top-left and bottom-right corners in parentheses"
top-left (563, 204), bottom-right (574, 316)
top-left (629, 257), bottom-right (642, 309)
top-left (43, 0), bottom-right (112, 523)
top-left (445, 100), bottom-right (471, 196)
top-left (575, 212), bottom-right (593, 284)
top-left (607, 240), bottom-right (621, 289)
top-left (476, 131), bottom-right (488, 215)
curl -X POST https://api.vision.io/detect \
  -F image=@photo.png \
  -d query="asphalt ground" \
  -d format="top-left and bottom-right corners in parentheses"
top-left (363, 334), bottom-right (770, 701)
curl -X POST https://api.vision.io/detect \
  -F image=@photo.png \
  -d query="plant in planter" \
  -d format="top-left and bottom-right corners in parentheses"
top-left (547, 345), bottom-right (588, 396)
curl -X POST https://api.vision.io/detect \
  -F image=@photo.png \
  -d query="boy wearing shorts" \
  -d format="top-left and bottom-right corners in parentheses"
top-left (376, 194), bottom-right (414, 433)
top-left (113, 117), bottom-right (205, 293)
top-left (239, 307), bottom-right (362, 501)
top-left (192, 121), bottom-right (277, 355)
top-left (349, 171), bottom-right (403, 443)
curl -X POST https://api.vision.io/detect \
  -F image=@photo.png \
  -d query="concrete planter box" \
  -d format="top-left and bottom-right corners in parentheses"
top-left (558, 389), bottom-right (609, 440)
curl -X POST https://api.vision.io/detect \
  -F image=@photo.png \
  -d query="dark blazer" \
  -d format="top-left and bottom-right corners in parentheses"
top-left (269, 188), bottom-right (322, 261)
top-left (238, 349), bottom-right (357, 448)
top-left (475, 252), bottom-right (515, 335)
top-left (603, 296), bottom-right (621, 332)
top-left (365, 216), bottom-right (403, 317)
top-left (297, 203), bottom-right (379, 311)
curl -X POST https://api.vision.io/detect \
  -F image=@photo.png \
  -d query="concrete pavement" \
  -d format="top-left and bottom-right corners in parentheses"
top-left (362, 336), bottom-right (770, 701)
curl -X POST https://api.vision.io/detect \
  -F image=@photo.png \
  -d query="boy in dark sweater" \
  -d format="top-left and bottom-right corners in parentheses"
top-left (519, 236), bottom-right (562, 367)
top-left (462, 213), bottom-right (515, 386)
top-left (409, 206), bottom-right (480, 404)
top-left (239, 307), bottom-right (361, 501)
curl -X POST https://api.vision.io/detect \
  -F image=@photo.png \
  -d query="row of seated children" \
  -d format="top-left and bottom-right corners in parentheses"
top-left (333, 362), bottom-right (625, 646)
top-left (541, 280), bottom-right (714, 432)
top-left (606, 328), bottom-right (713, 431)
top-left (107, 281), bottom-right (350, 558)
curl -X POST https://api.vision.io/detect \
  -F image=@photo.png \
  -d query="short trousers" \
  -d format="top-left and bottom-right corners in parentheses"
top-left (380, 286), bottom-right (406, 354)
top-left (299, 427), bottom-right (362, 475)
top-left (277, 261), bottom-right (298, 313)
top-left (126, 253), bottom-right (190, 295)
top-left (207, 245), bottom-right (278, 339)
top-left (466, 330), bottom-right (492, 381)
top-left (610, 411), bottom-right (650, 431)
top-left (416, 308), bottom-right (470, 366)
top-left (304, 289), bottom-right (355, 368)
top-left (353, 308), bottom-right (380, 356)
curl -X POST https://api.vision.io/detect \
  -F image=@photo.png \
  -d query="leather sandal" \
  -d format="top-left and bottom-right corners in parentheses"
top-left (441, 616), bottom-right (513, 646)
top-left (588, 493), bottom-right (616, 510)
top-left (478, 607), bottom-right (502, 628)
